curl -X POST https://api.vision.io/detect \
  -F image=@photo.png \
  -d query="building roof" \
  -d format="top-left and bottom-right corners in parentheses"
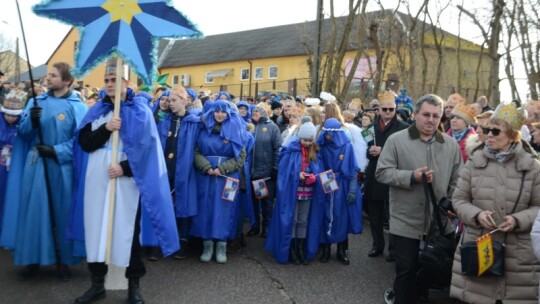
top-left (160, 10), bottom-right (479, 69)
top-left (6, 64), bottom-right (48, 83)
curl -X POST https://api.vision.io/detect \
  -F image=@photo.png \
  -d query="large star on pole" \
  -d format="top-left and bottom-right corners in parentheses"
top-left (33, 0), bottom-right (201, 84)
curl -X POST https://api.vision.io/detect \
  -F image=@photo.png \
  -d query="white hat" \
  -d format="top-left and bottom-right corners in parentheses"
top-left (297, 122), bottom-right (316, 140)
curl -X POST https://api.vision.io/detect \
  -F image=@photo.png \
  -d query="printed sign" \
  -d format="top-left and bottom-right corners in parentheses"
top-left (252, 178), bottom-right (270, 199)
top-left (319, 170), bottom-right (339, 194)
top-left (222, 177), bottom-right (240, 202)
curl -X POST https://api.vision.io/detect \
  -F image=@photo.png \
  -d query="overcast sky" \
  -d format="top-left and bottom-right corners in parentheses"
top-left (0, 0), bottom-right (521, 100)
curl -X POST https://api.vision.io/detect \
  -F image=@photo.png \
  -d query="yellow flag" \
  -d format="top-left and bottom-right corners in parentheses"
top-left (476, 233), bottom-right (494, 276)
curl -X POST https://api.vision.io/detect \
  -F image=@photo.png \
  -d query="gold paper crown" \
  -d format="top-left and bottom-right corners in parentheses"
top-left (451, 102), bottom-right (477, 125)
top-left (491, 101), bottom-right (527, 130)
top-left (3, 89), bottom-right (26, 110)
top-left (288, 105), bottom-right (305, 118)
top-left (349, 98), bottom-right (363, 110)
top-left (171, 85), bottom-right (188, 99)
top-left (378, 91), bottom-right (395, 104)
top-left (447, 93), bottom-right (464, 104)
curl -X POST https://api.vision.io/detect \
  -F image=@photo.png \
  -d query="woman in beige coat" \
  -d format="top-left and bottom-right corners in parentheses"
top-left (450, 101), bottom-right (540, 304)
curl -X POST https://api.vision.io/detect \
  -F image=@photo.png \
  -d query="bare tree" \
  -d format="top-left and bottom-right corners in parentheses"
top-left (458, 0), bottom-right (505, 103)
top-left (502, 1), bottom-right (520, 100)
top-left (425, 0), bottom-right (451, 96)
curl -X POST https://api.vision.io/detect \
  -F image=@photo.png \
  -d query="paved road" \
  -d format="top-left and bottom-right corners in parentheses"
top-left (1, 224), bottom-right (454, 304)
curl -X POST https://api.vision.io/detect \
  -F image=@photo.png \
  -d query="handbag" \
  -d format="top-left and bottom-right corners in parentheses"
top-left (417, 174), bottom-right (456, 287)
top-left (460, 172), bottom-right (525, 277)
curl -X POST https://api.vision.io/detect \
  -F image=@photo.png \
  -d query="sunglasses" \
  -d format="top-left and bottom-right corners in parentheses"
top-left (482, 127), bottom-right (503, 136)
top-left (381, 107), bottom-right (395, 112)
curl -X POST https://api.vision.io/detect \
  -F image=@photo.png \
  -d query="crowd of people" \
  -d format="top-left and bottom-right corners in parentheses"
top-left (1, 62), bottom-right (540, 304)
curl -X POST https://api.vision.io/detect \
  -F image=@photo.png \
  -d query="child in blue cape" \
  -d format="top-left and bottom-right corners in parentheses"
top-left (265, 121), bottom-right (324, 264)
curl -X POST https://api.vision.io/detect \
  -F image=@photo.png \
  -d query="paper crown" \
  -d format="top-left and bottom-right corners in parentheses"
top-left (378, 91), bottom-right (395, 104)
top-left (491, 100), bottom-right (527, 130)
top-left (104, 57), bottom-right (128, 79)
top-left (447, 93), bottom-right (464, 104)
top-left (1, 89), bottom-right (26, 115)
top-left (349, 98), bottom-right (363, 110)
top-left (451, 102), bottom-right (477, 125)
top-left (171, 85), bottom-right (188, 99)
top-left (287, 105), bottom-right (305, 118)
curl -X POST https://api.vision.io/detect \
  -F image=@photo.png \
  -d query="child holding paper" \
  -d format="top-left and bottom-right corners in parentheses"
top-left (265, 121), bottom-right (323, 265)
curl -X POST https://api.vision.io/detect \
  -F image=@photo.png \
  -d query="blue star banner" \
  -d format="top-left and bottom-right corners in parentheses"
top-left (33, 0), bottom-right (202, 84)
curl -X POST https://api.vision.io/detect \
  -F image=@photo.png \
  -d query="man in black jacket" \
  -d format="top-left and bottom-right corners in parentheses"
top-left (363, 92), bottom-right (409, 262)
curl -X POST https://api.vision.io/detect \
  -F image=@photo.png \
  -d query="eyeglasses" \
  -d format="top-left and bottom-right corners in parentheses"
top-left (482, 127), bottom-right (503, 136)
top-left (381, 107), bottom-right (395, 112)
top-left (420, 112), bottom-right (441, 120)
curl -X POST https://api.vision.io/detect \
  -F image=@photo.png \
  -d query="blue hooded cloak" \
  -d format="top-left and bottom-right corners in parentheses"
top-left (316, 118), bottom-right (363, 244)
top-left (264, 138), bottom-right (325, 263)
top-left (0, 114), bottom-right (19, 233)
top-left (67, 88), bottom-right (179, 257)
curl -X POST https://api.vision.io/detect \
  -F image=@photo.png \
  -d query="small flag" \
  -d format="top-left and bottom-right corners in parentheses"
top-left (476, 233), bottom-right (494, 276)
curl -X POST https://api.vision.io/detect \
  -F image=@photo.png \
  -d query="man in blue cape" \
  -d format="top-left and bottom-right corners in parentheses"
top-left (0, 62), bottom-right (87, 280)
top-left (70, 58), bottom-right (179, 304)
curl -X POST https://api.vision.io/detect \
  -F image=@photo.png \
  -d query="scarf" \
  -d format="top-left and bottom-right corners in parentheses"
top-left (451, 128), bottom-right (468, 142)
top-left (485, 142), bottom-right (518, 163)
top-left (157, 109), bottom-right (169, 122)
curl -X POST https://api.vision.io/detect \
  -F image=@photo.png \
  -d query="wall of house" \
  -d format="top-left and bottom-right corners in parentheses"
top-left (47, 28), bottom-right (138, 91)
top-left (160, 55), bottom-right (310, 99)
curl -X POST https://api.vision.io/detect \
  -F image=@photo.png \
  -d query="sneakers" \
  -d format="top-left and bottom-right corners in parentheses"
top-left (383, 288), bottom-right (395, 304)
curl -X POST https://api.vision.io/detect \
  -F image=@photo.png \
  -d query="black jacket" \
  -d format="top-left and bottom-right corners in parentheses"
top-left (363, 115), bottom-right (409, 201)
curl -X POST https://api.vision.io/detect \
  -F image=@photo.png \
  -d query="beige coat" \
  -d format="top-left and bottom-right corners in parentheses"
top-left (376, 126), bottom-right (462, 239)
top-left (450, 142), bottom-right (540, 304)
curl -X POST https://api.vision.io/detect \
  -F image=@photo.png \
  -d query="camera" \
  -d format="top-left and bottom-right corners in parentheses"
top-left (438, 197), bottom-right (454, 213)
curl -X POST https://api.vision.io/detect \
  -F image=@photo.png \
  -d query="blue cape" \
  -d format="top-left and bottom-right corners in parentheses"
top-left (174, 109), bottom-right (204, 218)
top-left (317, 134), bottom-right (363, 244)
top-left (68, 88), bottom-right (180, 257)
top-left (264, 139), bottom-right (325, 263)
top-left (0, 116), bottom-right (18, 233)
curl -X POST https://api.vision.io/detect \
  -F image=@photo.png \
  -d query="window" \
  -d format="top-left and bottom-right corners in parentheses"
top-left (254, 67), bottom-right (263, 80)
top-left (205, 72), bottom-right (214, 83)
top-left (172, 75), bottom-right (179, 85)
top-left (240, 68), bottom-right (249, 81)
top-left (268, 66), bottom-right (278, 79)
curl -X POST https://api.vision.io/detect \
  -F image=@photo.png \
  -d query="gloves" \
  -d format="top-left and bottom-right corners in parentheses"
top-left (30, 106), bottom-right (42, 129)
top-left (346, 192), bottom-right (356, 205)
top-left (35, 145), bottom-right (56, 159)
top-left (270, 169), bottom-right (278, 180)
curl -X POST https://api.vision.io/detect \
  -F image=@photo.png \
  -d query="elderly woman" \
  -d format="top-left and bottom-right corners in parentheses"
top-left (191, 100), bottom-right (247, 264)
top-left (450, 100), bottom-right (540, 303)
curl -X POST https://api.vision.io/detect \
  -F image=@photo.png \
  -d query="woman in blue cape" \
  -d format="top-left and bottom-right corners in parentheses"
top-left (191, 99), bottom-right (247, 264)
top-left (316, 118), bottom-right (363, 265)
top-left (264, 122), bottom-right (324, 264)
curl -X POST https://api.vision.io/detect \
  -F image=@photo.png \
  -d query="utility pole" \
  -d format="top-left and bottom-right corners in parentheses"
top-left (311, 0), bottom-right (323, 97)
top-left (15, 37), bottom-right (20, 85)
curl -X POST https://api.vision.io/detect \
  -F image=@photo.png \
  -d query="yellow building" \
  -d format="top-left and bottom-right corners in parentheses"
top-left (48, 10), bottom-right (490, 102)
top-left (46, 28), bottom-right (139, 90)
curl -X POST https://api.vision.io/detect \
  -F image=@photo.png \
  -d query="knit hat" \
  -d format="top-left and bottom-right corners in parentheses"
top-left (451, 102), bottom-right (477, 126)
top-left (491, 100), bottom-right (527, 130)
top-left (271, 100), bottom-right (282, 110)
top-left (300, 115), bottom-right (312, 124)
top-left (1, 88), bottom-right (26, 115)
top-left (297, 122), bottom-right (316, 140)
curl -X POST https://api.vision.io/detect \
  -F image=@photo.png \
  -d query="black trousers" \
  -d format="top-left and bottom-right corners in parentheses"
top-left (367, 199), bottom-right (394, 254)
top-left (392, 234), bottom-right (420, 304)
top-left (87, 203), bottom-right (146, 279)
top-left (250, 178), bottom-right (275, 229)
